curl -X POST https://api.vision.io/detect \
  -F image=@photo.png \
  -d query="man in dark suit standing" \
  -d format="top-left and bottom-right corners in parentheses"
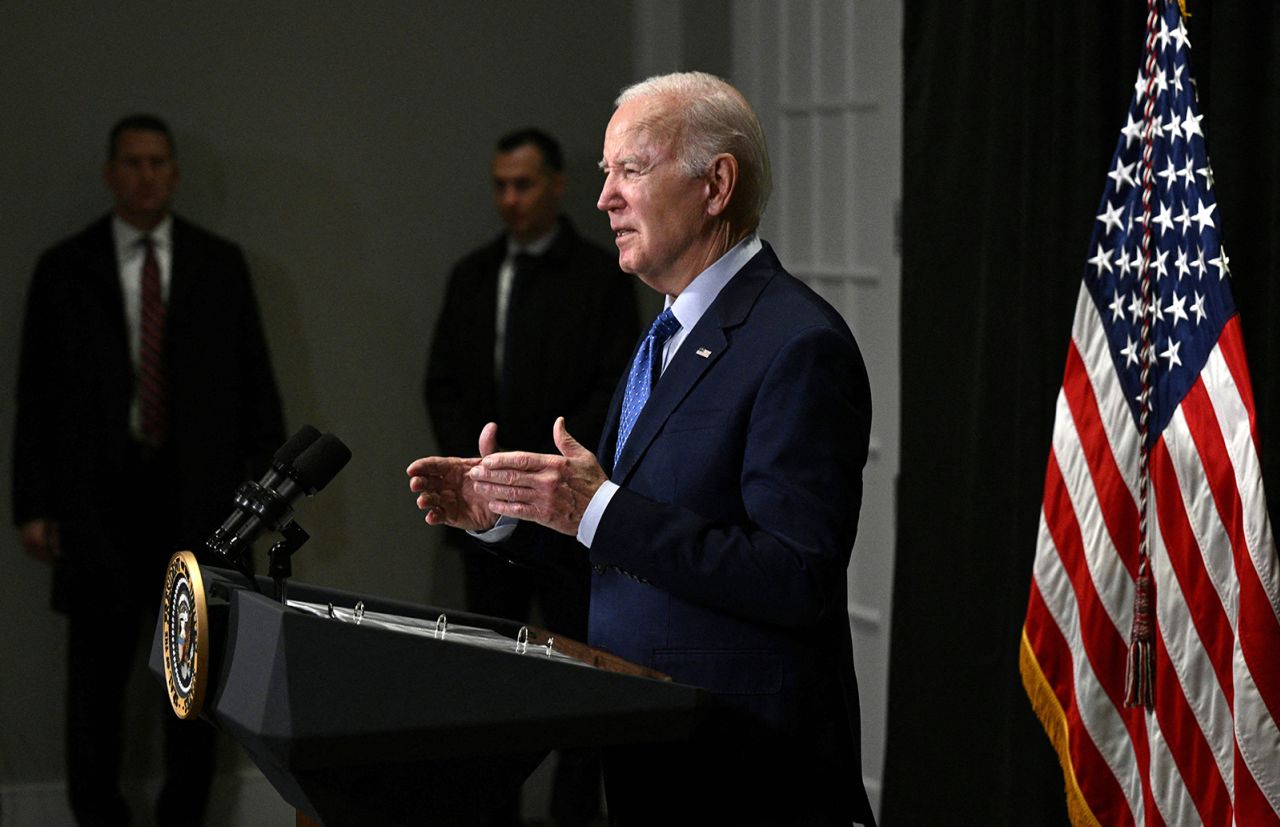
top-left (12, 114), bottom-right (284, 826)
top-left (424, 128), bottom-right (636, 825)
top-left (410, 74), bottom-right (876, 825)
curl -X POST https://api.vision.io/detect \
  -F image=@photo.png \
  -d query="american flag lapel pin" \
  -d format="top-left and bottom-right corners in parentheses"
top-left (696, 347), bottom-right (712, 358)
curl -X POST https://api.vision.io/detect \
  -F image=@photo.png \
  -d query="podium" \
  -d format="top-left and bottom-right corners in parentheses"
top-left (149, 564), bottom-right (704, 826)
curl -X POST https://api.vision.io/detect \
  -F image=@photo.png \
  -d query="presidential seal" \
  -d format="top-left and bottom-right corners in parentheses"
top-left (161, 550), bottom-right (209, 720)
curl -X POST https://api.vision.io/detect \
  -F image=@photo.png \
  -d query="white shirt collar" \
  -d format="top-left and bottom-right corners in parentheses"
top-left (666, 234), bottom-right (762, 331)
top-left (112, 213), bottom-right (173, 257)
top-left (505, 222), bottom-right (560, 258)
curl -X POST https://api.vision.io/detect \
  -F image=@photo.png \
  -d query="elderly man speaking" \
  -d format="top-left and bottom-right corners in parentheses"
top-left (409, 72), bottom-right (876, 826)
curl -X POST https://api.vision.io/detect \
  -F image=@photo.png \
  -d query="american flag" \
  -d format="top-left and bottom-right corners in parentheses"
top-left (1020, 2), bottom-right (1280, 824)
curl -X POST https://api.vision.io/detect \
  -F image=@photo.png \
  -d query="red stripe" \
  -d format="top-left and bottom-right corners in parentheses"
top-left (1151, 618), bottom-right (1233, 824)
top-left (1025, 582), bottom-right (1134, 825)
top-left (1062, 341), bottom-right (1141, 578)
top-left (1042, 451), bottom-right (1162, 824)
top-left (1149, 439), bottom-right (1235, 701)
top-left (1179, 380), bottom-right (1280, 727)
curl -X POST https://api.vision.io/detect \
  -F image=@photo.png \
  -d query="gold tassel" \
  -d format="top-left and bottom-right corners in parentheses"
top-left (1124, 562), bottom-right (1155, 708)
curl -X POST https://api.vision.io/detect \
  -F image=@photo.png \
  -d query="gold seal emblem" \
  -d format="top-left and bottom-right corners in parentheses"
top-left (161, 550), bottom-right (209, 720)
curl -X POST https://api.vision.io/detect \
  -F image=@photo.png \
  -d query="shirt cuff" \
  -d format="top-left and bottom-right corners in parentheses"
top-left (577, 480), bottom-right (619, 549)
top-left (468, 515), bottom-right (518, 543)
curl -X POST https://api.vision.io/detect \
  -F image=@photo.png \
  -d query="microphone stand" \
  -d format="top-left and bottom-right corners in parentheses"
top-left (268, 521), bottom-right (310, 604)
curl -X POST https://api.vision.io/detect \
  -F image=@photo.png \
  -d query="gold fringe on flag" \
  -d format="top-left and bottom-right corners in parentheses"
top-left (1019, 630), bottom-right (1103, 827)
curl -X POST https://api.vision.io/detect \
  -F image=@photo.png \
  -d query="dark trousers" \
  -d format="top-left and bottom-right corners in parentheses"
top-left (64, 443), bottom-right (217, 827)
top-left (462, 545), bottom-right (600, 826)
top-left (601, 704), bottom-right (863, 827)
top-left (66, 598), bottom-right (216, 826)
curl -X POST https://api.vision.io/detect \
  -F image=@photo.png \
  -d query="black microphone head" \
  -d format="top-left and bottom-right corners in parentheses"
top-left (293, 433), bottom-right (352, 494)
top-left (273, 425), bottom-right (322, 468)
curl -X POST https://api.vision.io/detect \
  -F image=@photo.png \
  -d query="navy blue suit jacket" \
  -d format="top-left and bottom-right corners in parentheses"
top-left (587, 243), bottom-right (875, 824)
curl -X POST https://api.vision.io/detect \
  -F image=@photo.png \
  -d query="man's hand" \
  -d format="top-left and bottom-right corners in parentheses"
top-left (20, 519), bottom-right (60, 562)
top-left (468, 417), bottom-right (607, 537)
top-left (407, 422), bottom-right (501, 532)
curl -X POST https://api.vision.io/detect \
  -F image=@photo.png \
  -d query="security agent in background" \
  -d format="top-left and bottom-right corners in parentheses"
top-left (12, 114), bottom-right (285, 826)
top-left (410, 74), bottom-right (877, 825)
top-left (424, 128), bottom-right (638, 825)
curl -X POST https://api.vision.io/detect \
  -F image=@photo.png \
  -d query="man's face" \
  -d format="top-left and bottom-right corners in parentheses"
top-left (103, 129), bottom-right (179, 231)
top-left (493, 144), bottom-right (564, 245)
top-left (597, 97), bottom-right (710, 295)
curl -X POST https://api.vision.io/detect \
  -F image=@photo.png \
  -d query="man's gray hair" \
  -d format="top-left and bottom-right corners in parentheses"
top-left (617, 71), bottom-right (772, 230)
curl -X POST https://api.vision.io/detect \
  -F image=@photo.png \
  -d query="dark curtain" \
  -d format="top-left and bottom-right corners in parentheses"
top-left (883, 2), bottom-right (1280, 824)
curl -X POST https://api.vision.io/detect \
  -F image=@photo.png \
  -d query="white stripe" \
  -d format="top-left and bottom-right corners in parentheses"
top-left (1074, 286), bottom-right (1142, 503)
top-left (1233, 646), bottom-right (1280, 815)
top-left (1162, 407), bottom-right (1239, 623)
top-left (1145, 710), bottom-right (1201, 827)
top-left (1052, 390), bottom-right (1132, 636)
top-left (1147, 488), bottom-right (1235, 792)
top-left (1034, 508), bottom-right (1144, 824)
top-left (1200, 346), bottom-right (1280, 623)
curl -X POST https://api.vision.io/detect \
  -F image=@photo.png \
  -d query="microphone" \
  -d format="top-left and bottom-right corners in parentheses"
top-left (207, 430), bottom-right (351, 564)
top-left (206, 425), bottom-right (320, 548)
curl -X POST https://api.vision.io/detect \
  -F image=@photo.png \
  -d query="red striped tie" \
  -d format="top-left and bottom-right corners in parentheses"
top-left (139, 237), bottom-right (168, 446)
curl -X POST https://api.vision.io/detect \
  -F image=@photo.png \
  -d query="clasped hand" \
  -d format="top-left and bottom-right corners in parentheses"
top-left (407, 417), bottom-right (607, 537)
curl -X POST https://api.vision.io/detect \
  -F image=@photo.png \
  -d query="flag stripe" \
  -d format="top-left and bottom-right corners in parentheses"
top-left (1040, 453), bottom-right (1159, 823)
top-left (1052, 385), bottom-right (1133, 634)
top-left (1062, 339), bottom-right (1141, 576)
top-left (1161, 404), bottom-right (1241, 627)
top-left (1215, 316), bottom-right (1261, 453)
top-left (1152, 576), bottom-right (1228, 827)
top-left (1143, 706), bottom-right (1199, 826)
top-left (1150, 437), bottom-right (1235, 703)
top-left (1163, 396), bottom-right (1280, 820)
top-left (1025, 579), bottom-right (1128, 826)
top-left (1233, 727), bottom-right (1280, 825)
top-left (1032, 513), bottom-right (1144, 824)
top-left (1075, 287), bottom-right (1142, 501)
top-left (1179, 381), bottom-right (1280, 730)
top-left (1203, 325), bottom-right (1280, 623)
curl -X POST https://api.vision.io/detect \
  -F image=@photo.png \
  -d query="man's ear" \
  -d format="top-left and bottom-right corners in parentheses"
top-left (705, 153), bottom-right (738, 218)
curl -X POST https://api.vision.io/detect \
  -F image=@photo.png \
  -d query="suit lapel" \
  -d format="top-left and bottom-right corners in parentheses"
top-left (166, 216), bottom-right (197, 344)
top-left (85, 216), bottom-right (132, 368)
top-left (608, 244), bottom-right (779, 483)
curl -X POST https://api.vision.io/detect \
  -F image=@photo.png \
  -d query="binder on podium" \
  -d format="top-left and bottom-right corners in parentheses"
top-left (149, 559), bottom-right (704, 826)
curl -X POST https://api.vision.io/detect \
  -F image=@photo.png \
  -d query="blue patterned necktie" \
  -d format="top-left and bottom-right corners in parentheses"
top-left (614, 307), bottom-right (681, 466)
